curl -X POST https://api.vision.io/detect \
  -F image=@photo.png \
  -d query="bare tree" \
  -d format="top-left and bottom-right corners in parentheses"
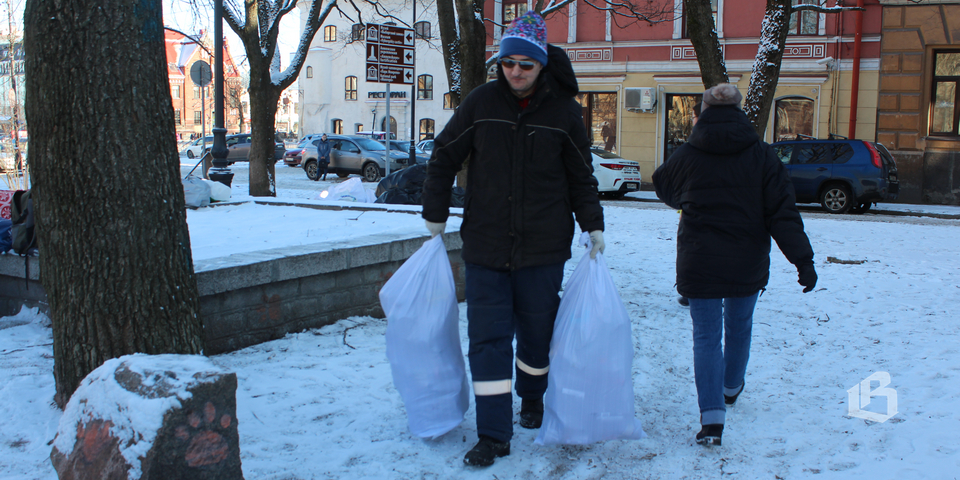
top-left (24, 0), bottom-right (205, 408)
top-left (684, 0), bottom-right (860, 136)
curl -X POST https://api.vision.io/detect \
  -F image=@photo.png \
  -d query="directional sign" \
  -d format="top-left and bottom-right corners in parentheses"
top-left (365, 23), bottom-right (414, 85)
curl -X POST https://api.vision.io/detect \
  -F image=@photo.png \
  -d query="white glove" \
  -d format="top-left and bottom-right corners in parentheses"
top-left (589, 230), bottom-right (605, 259)
top-left (425, 220), bottom-right (446, 238)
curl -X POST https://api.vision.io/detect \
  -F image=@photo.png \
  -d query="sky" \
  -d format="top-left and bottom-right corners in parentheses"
top-left (2, 163), bottom-right (960, 479)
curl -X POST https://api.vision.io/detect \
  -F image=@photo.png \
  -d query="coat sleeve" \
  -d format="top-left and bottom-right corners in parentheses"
top-left (761, 146), bottom-right (815, 266)
top-left (421, 91), bottom-right (478, 223)
top-left (652, 148), bottom-right (682, 209)
top-left (562, 101), bottom-right (604, 233)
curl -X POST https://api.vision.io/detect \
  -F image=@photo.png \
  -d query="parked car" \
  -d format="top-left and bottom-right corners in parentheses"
top-left (772, 135), bottom-right (899, 214)
top-left (591, 148), bottom-right (641, 199)
top-left (355, 130), bottom-right (396, 140)
top-left (283, 137), bottom-right (315, 167)
top-left (300, 135), bottom-right (407, 182)
top-left (388, 141), bottom-right (431, 165)
top-left (182, 136), bottom-right (214, 159)
top-left (200, 133), bottom-right (286, 163)
top-left (416, 139), bottom-right (434, 156)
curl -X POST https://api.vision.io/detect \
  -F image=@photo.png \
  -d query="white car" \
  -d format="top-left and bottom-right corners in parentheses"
top-left (416, 139), bottom-right (434, 156)
top-left (591, 148), bottom-right (641, 199)
top-left (182, 136), bottom-right (214, 159)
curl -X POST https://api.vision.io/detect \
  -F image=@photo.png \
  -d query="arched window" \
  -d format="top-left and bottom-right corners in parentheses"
top-left (380, 116), bottom-right (397, 137)
top-left (332, 119), bottom-right (343, 135)
top-left (419, 118), bottom-right (435, 140)
top-left (345, 76), bottom-right (358, 100)
top-left (414, 21), bottom-right (431, 39)
top-left (418, 75), bottom-right (433, 100)
top-left (306, 66), bottom-right (313, 79)
top-left (443, 92), bottom-right (455, 110)
top-left (324, 25), bottom-right (337, 42)
top-left (788, 0), bottom-right (820, 35)
top-left (774, 96), bottom-right (815, 142)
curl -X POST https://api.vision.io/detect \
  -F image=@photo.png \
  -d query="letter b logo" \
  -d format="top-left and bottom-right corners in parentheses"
top-left (847, 371), bottom-right (898, 423)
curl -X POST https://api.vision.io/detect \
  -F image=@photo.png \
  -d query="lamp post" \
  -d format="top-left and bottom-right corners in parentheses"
top-left (408, 0), bottom-right (417, 166)
top-left (208, 0), bottom-right (234, 187)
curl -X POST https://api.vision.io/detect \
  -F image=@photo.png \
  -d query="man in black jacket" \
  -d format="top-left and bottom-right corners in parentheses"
top-left (421, 11), bottom-right (604, 467)
top-left (652, 84), bottom-right (818, 447)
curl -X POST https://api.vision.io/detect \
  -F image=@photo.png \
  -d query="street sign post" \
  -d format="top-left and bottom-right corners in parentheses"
top-left (365, 24), bottom-right (415, 86)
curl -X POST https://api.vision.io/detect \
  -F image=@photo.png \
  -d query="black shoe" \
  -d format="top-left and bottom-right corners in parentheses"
top-left (724, 382), bottom-right (745, 406)
top-left (695, 424), bottom-right (723, 446)
top-left (678, 296), bottom-right (689, 307)
top-left (519, 398), bottom-right (544, 429)
top-left (463, 435), bottom-right (510, 467)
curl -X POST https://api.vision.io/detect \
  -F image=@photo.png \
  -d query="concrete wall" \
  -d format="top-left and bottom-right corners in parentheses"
top-left (0, 232), bottom-right (465, 355)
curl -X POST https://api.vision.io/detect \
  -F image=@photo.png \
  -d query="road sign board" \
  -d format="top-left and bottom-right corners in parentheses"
top-left (190, 61), bottom-right (212, 87)
top-left (365, 23), bottom-right (414, 85)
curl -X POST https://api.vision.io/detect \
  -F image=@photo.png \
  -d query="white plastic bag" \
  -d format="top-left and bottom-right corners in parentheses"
top-left (535, 232), bottom-right (646, 445)
top-left (182, 176), bottom-right (210, 208)
top-left (319, 177), bottom-right (374, 203)
top-left (380, 235), bottom-right (469, 438)
top-left (202, 179), bottom-right (232, 202)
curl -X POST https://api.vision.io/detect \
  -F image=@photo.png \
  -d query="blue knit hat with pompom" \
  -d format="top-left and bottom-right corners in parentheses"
top-left (499, 11), bottom-right (548, 66)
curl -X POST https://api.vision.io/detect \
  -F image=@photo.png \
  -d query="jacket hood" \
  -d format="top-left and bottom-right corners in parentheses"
top-left (688, 105), bottom-right (760, 155)
top-left (496, 44), bottom-right (579, 98)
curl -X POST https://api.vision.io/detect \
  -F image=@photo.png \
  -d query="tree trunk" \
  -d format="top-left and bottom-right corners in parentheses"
top-left (436, 0), bottom-right (462, 106)
top-left (744, 0), bottom-right (792, 137)
top-left (684, 0), bottom-right (728, 89)
top-left (456, 0), bottom-right (487, 100)
top-left (242, 32), bottom-right (280, 197)
top-left (23, 0), bottom-right (205, 408)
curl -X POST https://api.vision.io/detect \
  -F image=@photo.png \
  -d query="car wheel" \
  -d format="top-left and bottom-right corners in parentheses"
top-left (187, 150), bottom-right (196, 159)
top-left (362, 163), bottom-right (381, 182)
top-left (602, 191), bottom-right (626, 200)
top-left (851, 201), bottom-right (872, 214)
top-left (820, 184), bottom-right (853, 214)
top-left (304, 160), bottom-right (319, 181)
top-left (336, 172), bottom-right (350, 178)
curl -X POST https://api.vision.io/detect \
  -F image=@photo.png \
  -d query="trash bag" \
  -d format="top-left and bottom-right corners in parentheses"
top-left (375, 164), bottom-right (427, 199)
top-left (450, 186), bottom-right (466, 208)
top-left (320, 177), bottom-right (374, 202)
top-left (0, 218), bottom-right (11, 253)
top-left (202, 179), bottom-right (232, 202)
top-left (374, 189), bottom-right (421, 205)
top-left (535, 232), bottom-right (646, 445)
top-left (379, 235), bottom-right (469, 439)
top-left (182, 176), bottom-right (211, 208)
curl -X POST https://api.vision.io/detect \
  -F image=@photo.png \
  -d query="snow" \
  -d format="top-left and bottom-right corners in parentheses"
top-left (2, 161), bottom-right (959, 478)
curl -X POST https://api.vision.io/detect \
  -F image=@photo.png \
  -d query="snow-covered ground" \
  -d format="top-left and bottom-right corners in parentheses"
top-left (1, 161), bottom-right (959, 479)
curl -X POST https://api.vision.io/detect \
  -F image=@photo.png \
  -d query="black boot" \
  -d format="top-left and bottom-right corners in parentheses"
top-left (463, 435), bottom-right (510, 467)
top-left (696, 424), bottom-right (723, 446)
top-left (519, 398), bottom-right (544, 429)
top-left (678, 296), bottom-right (689, 307)
top-left (724, 382), bottom-right (745, 406)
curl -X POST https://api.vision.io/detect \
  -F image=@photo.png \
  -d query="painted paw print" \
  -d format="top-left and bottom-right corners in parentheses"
top-left (174, 401), bottom-right (233, 467)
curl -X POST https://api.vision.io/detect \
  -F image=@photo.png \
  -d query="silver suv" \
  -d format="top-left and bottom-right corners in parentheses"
top-left (300, 135), bottom-right (409, 182)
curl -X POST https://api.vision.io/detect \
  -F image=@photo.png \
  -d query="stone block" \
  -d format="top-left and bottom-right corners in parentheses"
top-left (947, 5), bottom-right (960, 43)
top-left (901, 53), bottom-right (923, 73)
top-left (899, 133), bottom-right (918, 150)
top-left (878, 93), bottom-right (899, 111)
top-left (335, 268), bottom-right (366, 289)
top-left (881, 30), bottom-right (923, 52)
top-left (904, 7), bottom-right (946, 44)
top-left (900, 94), bottom-right (921, 111)
top-left (51, 354), bottom-right (243, 480)
top-left (300, 274), bottom-right (336, 296)
top-left (881, 54), bottom-right (901, 73)
top-left (877, 132), bottom-right (897, 150)
top-left (882, 7), bottom-right (902, 28)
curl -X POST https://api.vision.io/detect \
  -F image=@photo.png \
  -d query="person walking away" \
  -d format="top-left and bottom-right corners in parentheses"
top-left (652, 84), bottom-right (817, 447)
top-left (676, 101), bottom-right (703, 308)
top-left (601, 122), bottom-right (616, 152)
top-left (316, 134), bottom-right (331, 181)
top-left (421, 11), bottom-right (605, 467)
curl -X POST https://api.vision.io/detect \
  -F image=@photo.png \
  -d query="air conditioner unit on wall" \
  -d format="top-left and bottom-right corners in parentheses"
top-left (624, 87), bottom-right (656, 113)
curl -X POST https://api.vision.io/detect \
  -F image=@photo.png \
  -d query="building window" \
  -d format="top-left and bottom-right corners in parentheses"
top-left (788, 0), bottom-right (819, 35)
top-left (414, 21), bottom-right (431, 39)
top-left (355, 123), bottom-right (364, 133)
top-left (931, 50), bottom-right (960, 136)
top-left (774, 97), bottom-right (816, 142)
top-left (443, 92), bottom-right (455, 110)
top-left (419, 118), bottom-right (435, 140)
top-left (306, 66), bottom-right (313, 78)
top-left (503, 0), bottom-right (528, 26)
top-left (332, 119), bottom-right (343, 134)
top-left (194, 86), bottom-right (201, 98)
top-left (174, 109), bottom-right (181, 125)
top-left (194, 111), bottom-right (202, 124)
top-left (682, 0), bottom-right (718, 38)
top-left (381, 116), bottom-right (397, 136)
top-left (172, 85), bottom-right (180, 99)
top-left (345, 76), bottom-right (358, 100)
top-left (324, 25), bottom-right (337, 42)
top-left (350, 24), bottom-right (364, 42)
top-left (418, 75), bottom-right (433, 100)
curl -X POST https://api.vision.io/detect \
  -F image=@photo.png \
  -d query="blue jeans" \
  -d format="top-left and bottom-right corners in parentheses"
top-left (464, 262), bottom-right (564, 442)
top-left (688, 292), bottom-right (760, 425)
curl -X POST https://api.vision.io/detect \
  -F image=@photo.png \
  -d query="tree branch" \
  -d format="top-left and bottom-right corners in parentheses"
top-left (791, 4), bottom-right (863, 13)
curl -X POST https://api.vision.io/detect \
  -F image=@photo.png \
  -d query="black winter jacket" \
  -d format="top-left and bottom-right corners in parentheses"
top-left (421, 45), bottom-right (604, 270)
top-left (652, 105), bottom-right (815, 298)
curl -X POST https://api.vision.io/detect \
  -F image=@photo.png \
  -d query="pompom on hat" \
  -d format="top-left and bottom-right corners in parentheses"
top-left (498, 11), bottom-right (548, 67)
top-left (702, 83), bottom-right (743, 109)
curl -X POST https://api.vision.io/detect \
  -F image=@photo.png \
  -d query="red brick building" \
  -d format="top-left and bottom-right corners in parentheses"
top-left (164, 29), bottom-right (245, 140)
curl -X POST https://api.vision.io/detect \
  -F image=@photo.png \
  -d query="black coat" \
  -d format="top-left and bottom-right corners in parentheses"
top-left (422, 45), bottom-right (604, 270)
top-left (652, 105), bottom-right (814, 298)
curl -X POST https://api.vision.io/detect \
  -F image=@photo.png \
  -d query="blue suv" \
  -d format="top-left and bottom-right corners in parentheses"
top-left (772, 136), bottom-right (899, 214)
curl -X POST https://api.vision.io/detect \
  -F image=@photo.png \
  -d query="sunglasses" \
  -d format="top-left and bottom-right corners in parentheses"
top-left (499, 58), bottom-right (538, 71)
